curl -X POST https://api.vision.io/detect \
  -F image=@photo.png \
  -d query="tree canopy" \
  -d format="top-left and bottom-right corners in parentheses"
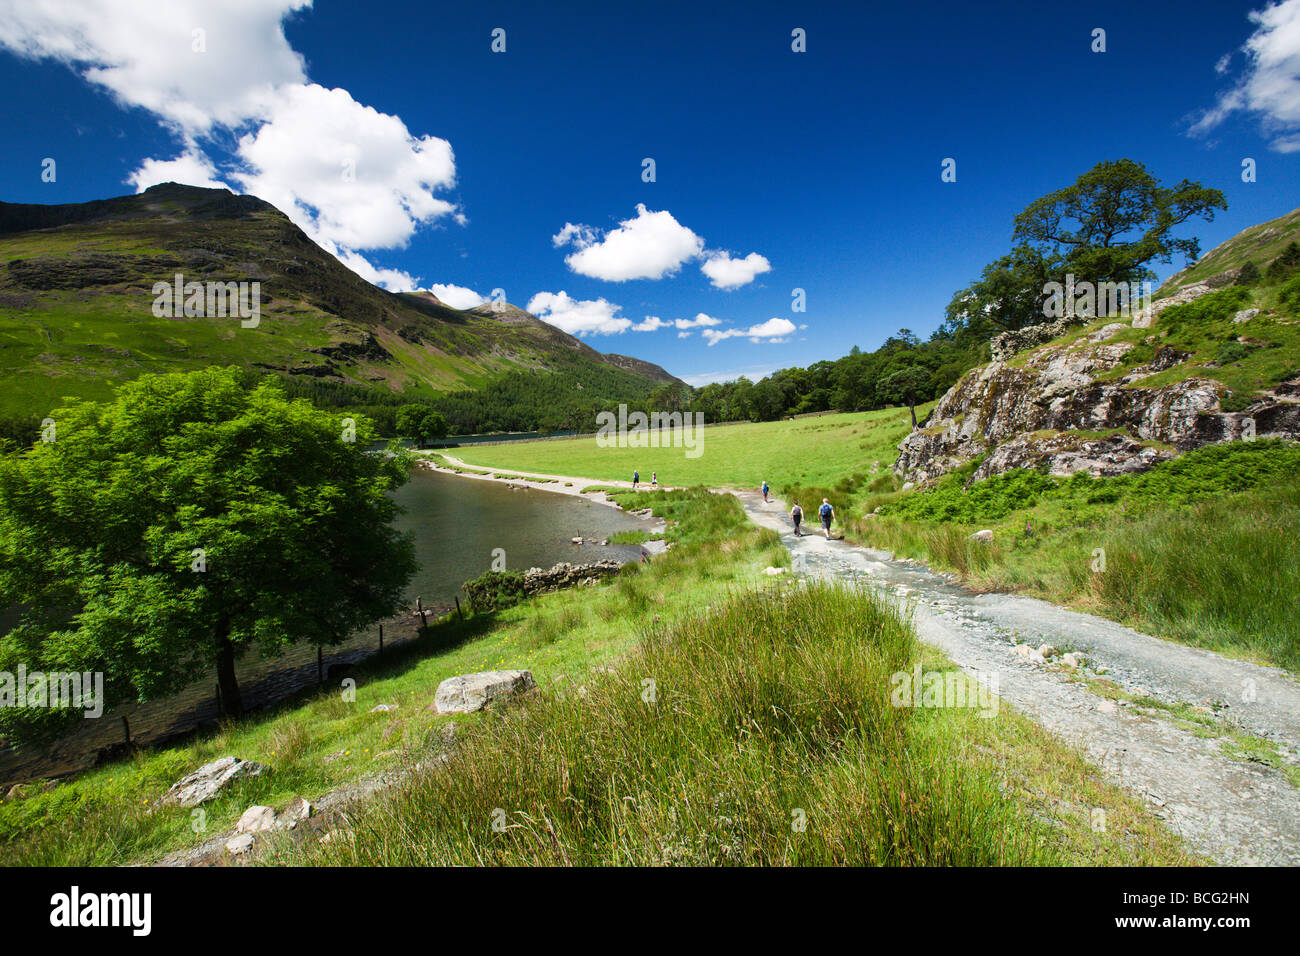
top-left (0, 367), bottom-right (416, 740)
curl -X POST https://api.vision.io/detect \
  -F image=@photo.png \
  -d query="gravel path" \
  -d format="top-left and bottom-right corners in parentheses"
top-left (738, 490), bottom-right (1300, 866)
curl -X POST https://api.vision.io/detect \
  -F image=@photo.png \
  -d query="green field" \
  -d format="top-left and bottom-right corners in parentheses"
top-left (449, 407), bottom-right (932, 489)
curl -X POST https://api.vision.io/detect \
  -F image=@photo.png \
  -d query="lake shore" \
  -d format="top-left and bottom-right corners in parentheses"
top-left (417, 454), bottom-right (673, 553)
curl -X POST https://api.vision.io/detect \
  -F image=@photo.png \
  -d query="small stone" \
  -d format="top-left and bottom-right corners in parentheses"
top-left (1037, 644), bottom-right (1059, 660)
top-left (369, 704), bottom-right (398, 713)
top-left (226, 833), bottom-right (255, 855)
top-left (763, 566), bottom-right (788, 575)
top-left (1097, 700), bottom-right (1119, 715)
top-left (236, 805), bottom-right (277, 834)
top-left (1061, 652), bottom-right (1085, 668)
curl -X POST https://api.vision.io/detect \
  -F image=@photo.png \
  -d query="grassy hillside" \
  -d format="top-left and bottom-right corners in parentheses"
top-left (1158, 204), bottom-right (1300, 294)
top-left (0, 183), bottom-right (677, 422)
top-left (449, 406), bottom-right (931, 489)
top-left (849, 441), bottom-right (1300, 671)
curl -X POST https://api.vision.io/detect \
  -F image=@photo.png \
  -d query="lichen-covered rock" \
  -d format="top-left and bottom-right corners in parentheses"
top-left (895, 322), bottom-right (1300, 483)
top-left (159, 756), bottom-right (268, 808)
top-left (434, 670), bottom-right (536, 715)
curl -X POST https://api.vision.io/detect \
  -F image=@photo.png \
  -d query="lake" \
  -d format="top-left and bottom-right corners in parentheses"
top-left (0, 469), bottom-right (650, 784)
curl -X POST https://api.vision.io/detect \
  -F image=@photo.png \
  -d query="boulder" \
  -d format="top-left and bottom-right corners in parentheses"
top-left (969, 529), bottom-right (994, 544)
top-left (236, 805), bottom-right (277, 834)
top-left (763, 566), bottom-right (788, 575)
top-left (160, 756), bottom-right (268, 808)
top-left (1037, 644), bottom-right (1059, 660)
top-left (434, 670), bottom-right (536, 715)
top-left (1233, 308), bottom-right (1260, 324)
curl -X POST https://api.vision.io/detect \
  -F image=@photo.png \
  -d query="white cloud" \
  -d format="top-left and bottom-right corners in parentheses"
top-left (700, 251), bottom-right (772, 289)
top-left (0, 0), bottom-right (461, 290)
top-left (1191, 0), bottom-right (1300, 151)
top-left (554, 204), bottom-right (704, 281)
top-left (677, 331), bottom-right (693, 339)
top-left (427, 283), bottom-right (486, 309)
top-left (701, 317), bottom-right (797, 346)
top-left (526, 291), bottom-right (631, 336)
top-left (679, 366), bottom-right (777, 386)
top-left (674, 312), bottom-right (723, 330)
top-left (0, 0), bottom-right (309, 134)
top-left (127, 149), bottom-right (229, 191)
top-left (632, 316), bottom-right (669, 331)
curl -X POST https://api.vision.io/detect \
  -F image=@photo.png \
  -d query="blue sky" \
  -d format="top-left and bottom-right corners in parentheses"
top-left (1, 0), bottom-right (1298, 384)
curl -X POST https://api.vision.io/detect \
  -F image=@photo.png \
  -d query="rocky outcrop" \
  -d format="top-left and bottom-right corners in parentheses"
top-left (158, 756), bottom-right (268, 808)
top-left (433, 670), bottom-right (536, 715)
top-left (896, 323), bottom-right (1300, 482)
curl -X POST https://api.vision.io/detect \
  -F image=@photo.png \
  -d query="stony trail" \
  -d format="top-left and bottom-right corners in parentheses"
top-left (738, 490), bottom-right (1300, 866)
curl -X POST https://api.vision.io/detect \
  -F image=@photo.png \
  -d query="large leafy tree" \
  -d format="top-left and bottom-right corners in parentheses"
top-left (946, 159), bottom-right (1225, 333)
top-left (395, 404), bottom-right (449, 446)
top-left (0, 368), bottom-right (416, 739)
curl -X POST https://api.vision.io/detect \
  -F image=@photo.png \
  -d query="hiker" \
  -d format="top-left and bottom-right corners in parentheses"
top-left (761, 480), bottom-right (770, 503)
top-left (818, 498), bottom-right (835, 538)
top-left (790, 502), bottom-right (803, 536)
top-left (633, 470), bottom-right (640, 490)
top-left (651, 471), bottom-right (658, 488)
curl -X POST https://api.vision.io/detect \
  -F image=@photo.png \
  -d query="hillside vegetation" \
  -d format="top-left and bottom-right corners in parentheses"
top-left (0, 183), bottom-right (675, 431)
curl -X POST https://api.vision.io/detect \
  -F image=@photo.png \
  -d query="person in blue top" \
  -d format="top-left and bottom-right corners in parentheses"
top-left (632, 470), bottom-right (639, 490)
top-left (761, 480), bottom-right (770, 503)
top-left (818, 498), bottom-right (835, 538)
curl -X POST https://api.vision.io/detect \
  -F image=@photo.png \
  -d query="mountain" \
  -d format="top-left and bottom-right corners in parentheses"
top-left (0, 183), bottom-right (679, 421)
top-left (895, 206), bottom-right (1300, 482)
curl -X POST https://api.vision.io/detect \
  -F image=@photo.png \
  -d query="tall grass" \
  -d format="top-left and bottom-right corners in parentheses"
top-left (281, 582), bottom-right (1052, 866)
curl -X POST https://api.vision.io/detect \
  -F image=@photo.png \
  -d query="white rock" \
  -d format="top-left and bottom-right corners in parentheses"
top-left (1037, 644), bottom-right (1059, 659)
top-left (236, 805), bottom-right (277, 834)
top-left (1062, 652), bottom-right (1086, 668)
top-left (1097, 699), bottom-right (1119, 715)
top-left (225, 833), bottom-right (255, 855)
top-left (160, 756), bottom-right (268, 808)
top-left (901, 481), bottom-right (915, 492)
top-left (434, 670), bottom-right (537, 715)
top-left (1233, 308), bottom-right (1260, 325)
top-left (571, 537), bottom-right (583, 544)
top-left (969, 529), bottom-right (994, 544)
top-left (1012, 643), bottom-right (1033, 658)
top-left (369, 703), bottom-right (398, 713)
top-left (763, 566), bottom-right (788, 576)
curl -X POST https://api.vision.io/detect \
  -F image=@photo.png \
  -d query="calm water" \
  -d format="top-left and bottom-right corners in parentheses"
top-left (0, 470), bottom-right (648, 783)
top-left (396, 467), bottom-right (645, 603)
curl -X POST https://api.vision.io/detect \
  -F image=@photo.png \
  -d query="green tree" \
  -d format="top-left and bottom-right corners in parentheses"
top-left (0, 368), bottom-right (416, 737)
top-left (396, 404), bottom-right (449, 446)
top-left (947, 159), bottom-right (1225, 333)
top-left (1013, 158), bottom-right (1225, 287)
top-left (880, 364), bottom-right (932, 429)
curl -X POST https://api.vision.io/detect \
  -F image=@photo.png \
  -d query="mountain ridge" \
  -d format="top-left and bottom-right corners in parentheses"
top-left (0, 183), bottom-right (679, 420)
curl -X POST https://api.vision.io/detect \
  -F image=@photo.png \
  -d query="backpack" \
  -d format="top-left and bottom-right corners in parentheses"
top-left (819, 503), bottom-right (833, 519)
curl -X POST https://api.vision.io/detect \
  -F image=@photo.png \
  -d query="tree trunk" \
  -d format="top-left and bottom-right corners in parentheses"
top-left (215, 622), bottom-right (243, 717)
top-left (907, 389), bottom-right (917, 429)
